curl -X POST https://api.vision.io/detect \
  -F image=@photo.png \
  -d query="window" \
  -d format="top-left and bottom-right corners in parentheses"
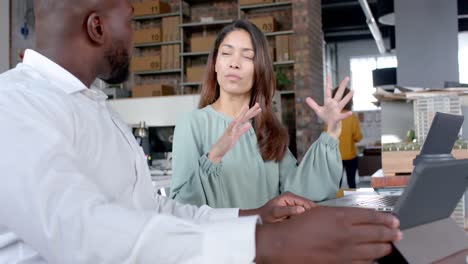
top-left (350, 55), bottom-right (397, 111)
top-left (459, 32), bottom-right (468, 84)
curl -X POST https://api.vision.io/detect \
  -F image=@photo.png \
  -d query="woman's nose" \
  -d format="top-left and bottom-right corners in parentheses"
top-left (229, 56), bottom-right (241, 69)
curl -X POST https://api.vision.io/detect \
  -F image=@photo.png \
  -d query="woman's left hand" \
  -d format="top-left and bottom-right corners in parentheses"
top-left (305, 76), bottom-right (354, 139)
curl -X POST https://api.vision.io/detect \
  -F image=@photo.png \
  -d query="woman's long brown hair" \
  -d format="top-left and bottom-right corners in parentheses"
top-left (198, 20), bottom-right (289, 162)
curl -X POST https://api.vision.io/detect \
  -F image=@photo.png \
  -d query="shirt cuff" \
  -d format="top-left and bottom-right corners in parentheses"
top-left (320, 131), bottom-right (339, 147)
top-left (199, 153), bottom-right (222, 177)
top-left (206, 207), bottom-right (240, 221)
top-left (202, 215), bottom-right (259, 263)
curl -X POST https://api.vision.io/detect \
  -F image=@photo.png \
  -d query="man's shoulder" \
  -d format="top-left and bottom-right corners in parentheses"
top-left (0, 66), bottom-right (73, 117)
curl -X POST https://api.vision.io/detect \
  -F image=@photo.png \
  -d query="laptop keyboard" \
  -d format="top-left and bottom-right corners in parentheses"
top-left (356, 195), bottom-right (400, 207)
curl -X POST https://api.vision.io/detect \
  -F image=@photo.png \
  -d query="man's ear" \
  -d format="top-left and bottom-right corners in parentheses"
top-left (86, 13), bottom-right (105, 45)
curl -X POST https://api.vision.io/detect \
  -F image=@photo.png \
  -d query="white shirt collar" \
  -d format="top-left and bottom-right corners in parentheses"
top-left (22, 49), bottom-right (89, 95)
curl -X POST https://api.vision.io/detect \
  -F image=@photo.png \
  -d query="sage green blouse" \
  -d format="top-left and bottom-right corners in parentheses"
top-left (170, 105), bottom-right (342, 209)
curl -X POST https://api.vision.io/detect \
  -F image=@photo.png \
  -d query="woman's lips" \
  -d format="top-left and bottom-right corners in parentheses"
top-left (225, 74), bottom-right (241, 81)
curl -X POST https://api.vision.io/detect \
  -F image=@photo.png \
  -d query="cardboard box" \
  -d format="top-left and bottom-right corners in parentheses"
top-left (131, 56), bottom-right (161, 72)
top-left (239, 0), bottom-right (273, 5)
top-left (186, 65), bottom-right (206, 82)
top-left (191, 35), bottom-right (217, 52)
top-left (288, 35), bottom-right (294, 60)
top-left (162, 17), bottom-right (170, 41)
top-left (171, 16), bottom-right (180, 41)
top-left (275, 35), bottom-right (294, 61)
top-left (249, 16), bottom-right (278, 33)
top-left (174, 44), bottom-right (180, 68)
top-left (132, 1), bottom-right (170, 17)
top-left (162, 16), bottom-right (179, 41)
top-left (134, 28), bottom-right (161, 44)
top-left (161, 45), bottom-right (168, 70)
top-left (132, 84), bottom-right (175, 98)
top-left (275, 35), bottom-right (289, 61)
top-left (168, 44), bottom-right (174, 69)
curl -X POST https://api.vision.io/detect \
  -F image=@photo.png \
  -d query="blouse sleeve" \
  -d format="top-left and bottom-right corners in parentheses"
top-left (280, 132), bottom-right (342, 201)
top-left (169, 114), bottom-right (226, 207)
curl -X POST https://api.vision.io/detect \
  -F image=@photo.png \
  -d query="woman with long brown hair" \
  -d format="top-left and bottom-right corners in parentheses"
top-left (170, 20), bottom-right (353, 209)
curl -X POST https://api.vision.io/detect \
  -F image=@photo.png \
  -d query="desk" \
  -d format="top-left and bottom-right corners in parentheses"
top-left (434, 248), bottom-right (468, 263)
top-left (370, 169), bottom-right (410, 188)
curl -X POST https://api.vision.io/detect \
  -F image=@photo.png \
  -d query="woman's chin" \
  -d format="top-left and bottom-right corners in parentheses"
top-left (221, 84), bottom-right (251, 95)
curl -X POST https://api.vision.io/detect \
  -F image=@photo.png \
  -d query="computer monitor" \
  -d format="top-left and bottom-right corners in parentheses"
top-left (149, 126), bottom-right (175, 159)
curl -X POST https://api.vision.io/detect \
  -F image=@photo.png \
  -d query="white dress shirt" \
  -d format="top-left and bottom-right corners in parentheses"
top-left (0, 50), bottom-right (258, 264)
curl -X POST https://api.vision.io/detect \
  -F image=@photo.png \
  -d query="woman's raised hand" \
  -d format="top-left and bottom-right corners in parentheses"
top-left (305, 76), bottom-right (353, 139)
top-left (208, 103), bottom-right (262, 163)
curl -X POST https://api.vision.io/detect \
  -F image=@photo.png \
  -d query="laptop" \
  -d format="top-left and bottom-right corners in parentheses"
top-left (319, 112), bottom-right (464, 213)
top-left (321, 159), bottom-right (468, 229)
top-left (418, 112), bottom-right (464, 155)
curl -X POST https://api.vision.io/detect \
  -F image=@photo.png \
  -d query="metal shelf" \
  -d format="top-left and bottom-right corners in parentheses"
top-left (264, 30), bottom-right (294, 37)
top-left (133, 69), bottom-right (181, 75)
top-left (273, 60), bottom-right (294, 67)
top-left (181, 51), bottom-right (210, 57)
top-left (134, 40), bottom-right (182, 48)
top-left (278, 90), bottom-right (295, 95)
top-left (240, 1), bottom-right (292, 11)
top-left (181, 82), bottom-right (202, 86)
top-left (133, 12), bottom-right (180, 21)
top-left (180, 19), bottom-right (233, 28)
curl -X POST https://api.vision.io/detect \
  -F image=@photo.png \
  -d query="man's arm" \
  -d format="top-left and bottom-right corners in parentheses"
top-left (0, 93), bottom-right (258, 263)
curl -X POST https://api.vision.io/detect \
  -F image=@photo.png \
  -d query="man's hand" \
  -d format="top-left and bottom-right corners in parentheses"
top-left (255, 206), bottom-right (403, 264)
top-left (239, 192), bottom-right (316, 223)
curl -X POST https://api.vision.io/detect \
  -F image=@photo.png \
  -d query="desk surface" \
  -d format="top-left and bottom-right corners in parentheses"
top-left (434, 248), bottom-right (468, 263)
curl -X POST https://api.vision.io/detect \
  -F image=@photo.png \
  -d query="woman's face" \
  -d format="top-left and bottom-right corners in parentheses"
top-left (215, 29), bottom-right (255, 97)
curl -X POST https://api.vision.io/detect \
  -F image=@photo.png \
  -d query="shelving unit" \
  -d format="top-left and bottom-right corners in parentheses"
top-left (123, 0), bottom-right (295, 97)
top-left (239, 1), bottom-right (292, 10)
top-left (133, 11), bottom-right (180, 21)
top-left (180, 19), bottom-right (234, 28)
top-left (264, 30), bottom-right (294, 37)
top-left (273, 60), bottom-right (294, 67)
top-left (181, 51), bottom-right (210, 57)
top-left (134, 69), bottom-right (182, 76)
top-left (134, 40), bottom-right (181, 48)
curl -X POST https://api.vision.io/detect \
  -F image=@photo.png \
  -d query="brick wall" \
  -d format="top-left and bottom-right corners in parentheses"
top-left (292, 0), bottom-right (324, 161)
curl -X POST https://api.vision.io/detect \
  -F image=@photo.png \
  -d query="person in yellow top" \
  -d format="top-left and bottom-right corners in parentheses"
top-left (332, 86), bottom-right (363, 188)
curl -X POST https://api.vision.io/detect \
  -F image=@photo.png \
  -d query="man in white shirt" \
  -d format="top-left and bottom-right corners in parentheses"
top-left (0, 0), bottom-right (401, 263)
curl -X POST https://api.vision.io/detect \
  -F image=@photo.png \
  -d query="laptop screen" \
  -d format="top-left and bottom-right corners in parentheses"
top-left (393, 159), bottom-right (468, 229)
top-left (420, 112), bottom-right (464, 155)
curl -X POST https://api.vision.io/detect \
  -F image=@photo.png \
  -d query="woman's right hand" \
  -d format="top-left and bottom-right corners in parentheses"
top-left (208, 103), bottom-right (262, 163)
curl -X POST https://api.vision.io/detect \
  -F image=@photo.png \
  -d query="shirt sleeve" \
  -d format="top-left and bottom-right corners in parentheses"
top-left (0, 90), bottom-right (257, 264)
top-left (280, 132), bottom-right (342, 201)
top-left (170, 114), bottom-right (227, 207)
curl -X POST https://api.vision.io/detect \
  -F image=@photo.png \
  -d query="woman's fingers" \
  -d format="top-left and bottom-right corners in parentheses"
top-left (234, 103), bottom-right (261, 129)
top-left (334, 76), bottom-right (350, 101)
top-left (228, 103), bottom-right (261, 139)
top-left (306, 97), bottom-right (320, 113)
top-left (233, 122), bottom-right (252, 142)
top-left (325, 75), bottom-right (332, 99)
top-left (235, 104), bottom-right (250, 122)
top-left (245, 105), bottom-right (262, 121)
top-left (338, 89), bottom-right (354, 109)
